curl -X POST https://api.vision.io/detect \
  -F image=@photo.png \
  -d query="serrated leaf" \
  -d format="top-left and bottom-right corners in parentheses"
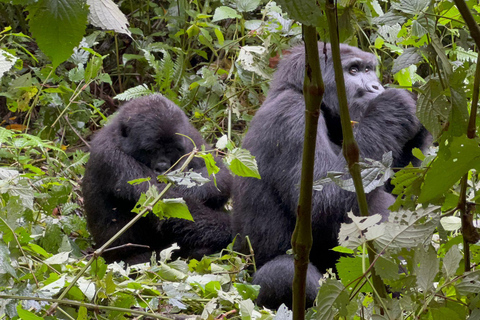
top-left (375, 256), bottom-right (400, 280)
top-left (28, 0), bottom-right (88, 68)
top-left (457, 271), bottom-right (480, 295)
top-left (372, 11), bottom-right (406, 26)
top-left (392, 0), bottom-right (429, 15)
top-left (275, 0), bottom-right (322, 27)
top-left (315, 279), bottom-right (349, 319)
top-left (153, 198), bottom-right (193, 221)
top-left (392, 47), bottom-right (422, 74)
top-left (237, 45), bottom-right (271, 79)
top-left (225, 148), bottom-right (261, 178)
top-left (338, 212), bottom-right (383, 249)
top-left (371, 206), bottom-right (440, 250)
top-left (165, 170), bottom-right (211, 188)
top-left (443, 245), bottom-right (462, 278)
top-left (416, 79), bottom-right (450, 139)
top-left (87, 0), bottom-right (131, 36)
top-left (336, 256), bottom-right (373, 292)
top-left (414, 245), bottom-right (439, 293)
top-left (314, 154), bottom-right (393, 193)
top-left (211, 6), bottom-right (241, 22)
top-left (419, 136), bottom-right (480, 203)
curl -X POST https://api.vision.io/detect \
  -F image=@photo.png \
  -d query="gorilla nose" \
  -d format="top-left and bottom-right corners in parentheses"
top-left (154, 162), bottom-right (171, 174)
top-left (368, 83), bottom-right (384, 93)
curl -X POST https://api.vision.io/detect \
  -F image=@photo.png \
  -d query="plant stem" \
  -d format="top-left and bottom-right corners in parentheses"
top-left (453, 0), bottom-right (480, 272)
top-left (291, 25), bottom-right (324, 320)
top-left (324, 0), bottom-right (387, 304)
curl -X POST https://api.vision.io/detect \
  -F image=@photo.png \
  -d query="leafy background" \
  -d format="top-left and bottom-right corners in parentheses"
top-left (0, 0), bottom-right (480, 319)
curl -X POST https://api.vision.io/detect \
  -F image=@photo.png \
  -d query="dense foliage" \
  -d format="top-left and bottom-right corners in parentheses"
top-left (0, 0), bottom-right (480, 319)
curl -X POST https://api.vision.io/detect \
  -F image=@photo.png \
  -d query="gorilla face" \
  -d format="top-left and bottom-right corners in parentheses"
top-left (119, 118), bottom-right (187, 174)
top-left (343, 58), bottom-right (384, 101)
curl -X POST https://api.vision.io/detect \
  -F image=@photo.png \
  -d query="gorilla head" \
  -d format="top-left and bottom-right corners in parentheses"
top-left (270, 43), bottom-right (385, 119)
top-left (117, 99), bottom-right (189, 174)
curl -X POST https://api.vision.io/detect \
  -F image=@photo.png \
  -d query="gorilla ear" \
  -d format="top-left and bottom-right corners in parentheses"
top-left (120, 121), bottom-right (130, 138)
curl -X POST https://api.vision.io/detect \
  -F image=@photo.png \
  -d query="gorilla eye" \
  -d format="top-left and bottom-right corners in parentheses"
top-left (365, 66), bottom-right (370, 72)
top-left (349, 66), bottom-right (359, 74)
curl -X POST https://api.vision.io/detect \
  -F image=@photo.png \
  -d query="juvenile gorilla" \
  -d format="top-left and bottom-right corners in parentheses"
top-left (233, 43), bottom-right (430, 308)
top-left (83, 95), bottom-right (232, 264)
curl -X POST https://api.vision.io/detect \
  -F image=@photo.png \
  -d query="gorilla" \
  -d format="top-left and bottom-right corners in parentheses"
top-left (232, 43), bottom-right (430, 309)
top-left (82, 95), bottom-right (232, 265)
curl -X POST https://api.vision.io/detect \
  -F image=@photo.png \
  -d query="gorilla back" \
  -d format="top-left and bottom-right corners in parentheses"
top-left (232, 43), bottom-right (429, 308)
top-left (82, 95), bottom-right (232, 264)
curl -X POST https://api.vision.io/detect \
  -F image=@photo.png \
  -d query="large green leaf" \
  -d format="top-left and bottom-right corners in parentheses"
top-left (416, 78), bottom-right (450, 139)
top-left (392, 47), bottom-right (422, 73)
top-left (275, 0), bottom-right (322, 27)
top-left (314, 279), bottom-right (349, 319)
top-left (225, 148), bottom-right (261, 179)
top-left (392, 0), bottom-right (429, 15)
top-left (419, 135), bottom-right (480, 203)
top-left (28, 0), bottom-right (88, 68)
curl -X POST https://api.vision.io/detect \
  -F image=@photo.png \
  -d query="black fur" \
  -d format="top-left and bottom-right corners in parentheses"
top-left (232, 43), bottom-right (429, 308)
top-left (82, 95), bottom-right (232, 264)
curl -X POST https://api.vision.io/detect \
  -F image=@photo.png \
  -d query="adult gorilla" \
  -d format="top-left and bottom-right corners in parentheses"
top-left (83, 95), bottom-right (232, 265)
top-left (233, 43), bottom-right (429, 309)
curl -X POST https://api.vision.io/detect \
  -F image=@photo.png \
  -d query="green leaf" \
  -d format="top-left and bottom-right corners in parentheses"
top-left (414, 245), bottom-right (439, 293)
top-left (86, 0), bottom-right (131, 36)
top-left (419, 136), bottom-right (480, 203)
top-left (199, 153), bottom-right (220, 176)
top-left (0, 243), bottom-right (17, 278)
top-left (211, 6), bottom-right (241, 22)
top-left (374, 256), bottom-right (400, 280)
top-left (371, 206), bottom-right (440, 250)
top-left (336, 256), bottom-right (373, 292)
top-left (314, 153), bottom-right (393, 193)
top-left (275, 0), bottom-right (322, 27)
top-left (392, 0), bottom-right (429, 15)
top-left (77, 306), bottom-right (88, 320)
top-left (84, 55), bottom-right (103, 83)
top-left (416, 78), bottom-right (450, 139)
top-left (152, 198), bottom-right (193, 221)
top-left (225, 148), bottom-right (261, 178)
top-left (315, 279), bottom-right (349, 319)
top-left (392, 47), bottom-right (422, 74)
top-left (372, 11), bottom-right (406, 26)
top-left (164, 170), bottom-right (211, 188)
top-left (338, 212), bottom-right (383, 249)
top-left (457, 271), bottom-right (480, 295)
top-left (28, 0), bottom-right (88, 68)
top-left (16, 304), bottom-right (44, 320)
top-left (443, 245), bottom-right (462, 278)
top-left (235, 0), bottom-right (260, 12)
top-left (234, 283), bottom-right (260, 300)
